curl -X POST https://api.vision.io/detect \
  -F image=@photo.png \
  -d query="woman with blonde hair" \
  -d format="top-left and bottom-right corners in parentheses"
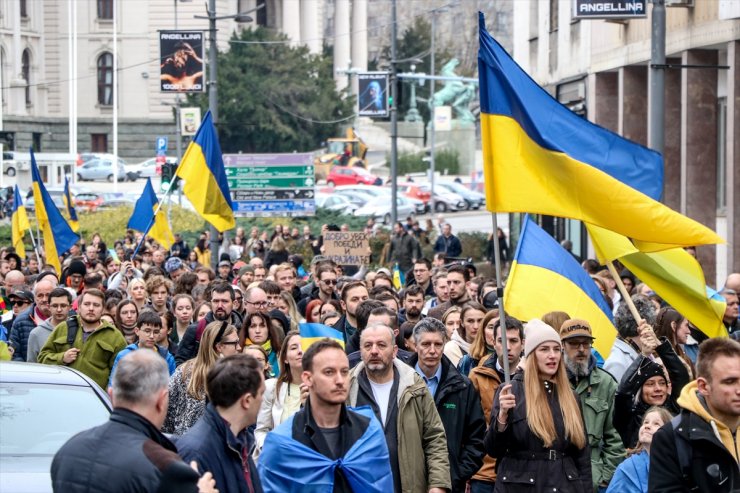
top-left (127, 278), bottom-right (148, 311)
top-left (276, 291), bottom-right (302, 331)
top-left (162, 321), bottom-right (242, 435)
top-left (486, 319), bottom-right (591, 492)
top-left (458, 309), bottom-right (499, 376)
top-left (442, 306), bottom-right (462, 340)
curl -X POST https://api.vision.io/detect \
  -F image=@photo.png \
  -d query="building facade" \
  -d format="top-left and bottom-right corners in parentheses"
top-left (513, 0), bottom-right (740, 285)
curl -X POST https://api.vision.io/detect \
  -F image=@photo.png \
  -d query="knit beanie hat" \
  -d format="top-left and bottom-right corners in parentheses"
top-left (68, 259), bottom-right (87, 277)
top-left (524, 319), bottom-right (562, 358)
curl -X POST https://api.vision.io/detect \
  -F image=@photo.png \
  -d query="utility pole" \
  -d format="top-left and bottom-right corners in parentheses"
top-left (390, 0), bottom-right (398, 225)
top-left (207, 0), bottom-right (220, 268)
top-left (649, 0), bottom-right (665, 158)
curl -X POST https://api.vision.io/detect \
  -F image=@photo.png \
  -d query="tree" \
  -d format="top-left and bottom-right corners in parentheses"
top-left (187, 27), bottom-right (354, 153)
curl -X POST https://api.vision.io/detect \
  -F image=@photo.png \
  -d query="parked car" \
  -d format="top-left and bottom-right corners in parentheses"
top-left (417, 184), bottom-right (467, 212)
top-left (436, 181), bottom-right (485, 210)
top-left (76, 153), bottom-right (126, 167)
top-left (394, 182), bottom-right (433, 205)
top-left (315, 192), bottom-right (358, 214)
top-left (76, 159), bottom-right (127, 182)
top-left (353, 196), bottom-right (417, 225)
top-left (125, 157), bottom-right (177, 181)
top-left (326, 166), bottom-right (381, 187)
top-left (0, 362), bottom-right (112, 493)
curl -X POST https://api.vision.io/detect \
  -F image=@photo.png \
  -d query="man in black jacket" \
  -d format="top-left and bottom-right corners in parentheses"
top-left (649, 337), bottom-right (740, 493)
top-left (175, 283), bottom-right (243, 365)
top-left (409, 318), bottom-right (486, 492)
top-left (51, 350), bottom-right (215, 493)
top-left (178, 354), bottom-right (264, 493)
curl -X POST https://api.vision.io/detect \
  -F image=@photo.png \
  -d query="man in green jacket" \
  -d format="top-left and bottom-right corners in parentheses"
top-left (560, 319), bottom-right (624, 492)
top-left (348, 323), bottom-right (451, 493)
top-left (38, 289), bottom-right (126, 389)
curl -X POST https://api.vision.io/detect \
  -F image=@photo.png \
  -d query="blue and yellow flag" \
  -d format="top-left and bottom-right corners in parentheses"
top-left (11, 185), bottom-right (30, 259)
top-left (62, 177), bottom-right (79, 232)
top-left (392, 263), bottom-right (405, 290)
top-left (478, 14), bottom-right (721, 250)
top-left (299, 323), bottom-right (346, 352)
top-left (175, 111), bottom-right (235, 232)
top-left (128, 178), bottom-right (174, 249)
top-left (31, 151), bottom-right (79, 273)
top-left (505, 215), bottom-right (616, 356)
top-left (587, 224), bottom-right (727, 340)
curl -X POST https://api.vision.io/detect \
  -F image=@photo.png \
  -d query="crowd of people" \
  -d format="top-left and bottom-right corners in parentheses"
top-left (0, 219), bottom-right (739, 493)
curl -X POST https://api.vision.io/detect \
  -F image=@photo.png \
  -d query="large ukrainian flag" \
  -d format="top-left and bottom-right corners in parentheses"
top-left (128, 178), bottom-right (175, 249)
top-left (31, 151), bottom-right (79, 273)
top-left (478, 14), bottom-right (721, 249)
top-left (175, 110), bottom-right (235, 232)
top-left (11, 185), bottom-right (30, 258)
top-left (299, 323), bottom-right (346, 352)
top-left (506, 216), bottom-right (616, 356)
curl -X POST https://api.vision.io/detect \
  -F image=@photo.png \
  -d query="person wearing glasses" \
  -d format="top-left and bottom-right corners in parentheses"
top-left (561, 319), bottom-right (624, 493)
top-left (108, 310), bottom-right (176, 388)
top-left (296, 264), bottom-right (340, 318)
top-left (26, 287), bottom-right (72, 363)
top-left (244, 287), bottom-right (269, 316)
top-left (163, 321), bottom-right (242, 435)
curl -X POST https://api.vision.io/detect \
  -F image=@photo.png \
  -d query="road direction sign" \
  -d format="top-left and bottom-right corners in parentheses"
top-left (231, 189), bottom-right (315, 201)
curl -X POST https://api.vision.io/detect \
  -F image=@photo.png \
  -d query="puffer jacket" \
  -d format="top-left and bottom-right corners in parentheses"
top-left (37, 316), bottom-right (127, 389)
top-left (349, 359), bottom-right (451, 493)
top-left (9, 304), bottom-right (38, 361)
top-left (567, 355), bottom-right (624, 490)
top-left (468, 353), bottom-right (505, 483)
top-left (485, 371), bottom-right (592, 492)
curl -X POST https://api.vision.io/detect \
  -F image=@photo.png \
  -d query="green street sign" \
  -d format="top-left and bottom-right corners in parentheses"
top-left (225, 165), bottom-right (314, 178)
top-left (227, 176), bottom-right (315, 189)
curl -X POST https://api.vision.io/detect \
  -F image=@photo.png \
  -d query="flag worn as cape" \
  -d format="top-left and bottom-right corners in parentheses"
top-left (258, 405), bottom-right (393, 493)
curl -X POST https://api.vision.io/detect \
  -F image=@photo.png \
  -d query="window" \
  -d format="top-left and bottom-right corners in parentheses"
top-left (21, 49), bottom-right (30, 105)
top-left (97, 0), bottom-right (113, 20)
top-left (32, 132), bottom-right (41, 152)
top-left (20, 0), bottom-right (28, 18)
top-left (97, 52), bottom-right (113, 105)
top-left (91, 134), bottom-right (108, 153)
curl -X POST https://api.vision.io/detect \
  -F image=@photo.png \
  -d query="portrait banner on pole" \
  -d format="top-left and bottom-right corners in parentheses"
top-left (160, 31), bottom-right (205, 93)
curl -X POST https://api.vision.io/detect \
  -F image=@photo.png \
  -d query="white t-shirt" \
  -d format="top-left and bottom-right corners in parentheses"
top-left (369, 378), bottom-right (394, 426)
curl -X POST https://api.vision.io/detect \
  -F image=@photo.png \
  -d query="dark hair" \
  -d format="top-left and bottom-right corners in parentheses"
top-left (355, 300), bottom-right (385, 332)
top-left (195, 266), bottom-right (216, 281)
top-left (370, 285), bottom-right (396, 299)
top-left (116, 300), bottom-right (139, 329)
top-left (258, 280), bottom-right (281, 296)
top-left (302, 338), bottom-right (345, 372)
top-left (369, 306), bottom-right (398, 331)
top-left (276, 330), bottom-right (300, 393)
top-left (404, 284), bottom-right (424, 300)
top-left (210, 282), bottom-right (235, 300)
top-left (317, 264), bottom-right (336, 280)
top-left (137, 310), bottom-right (163, 328)
top-left (696, 338), bottom-right (740, 382)
top-left (340, 280), bottom-right (367, 302)
top-left (615, 295), bottom-right (656, 338)
top-left (174, 272), bottom-right (198, 296)
top-left (447, 264), bottom-right (470, 282)
top-left (414, 258), bottom-right (432, 270)
top-left (493, 313), bottom-right (524, 340)
top-left (241, 312), bottom-right (283, 354)
top-left (206, 354), bottom-right (263, 408)
top-left (80, 288), bottom-right (105, 304)
top-left (582, 259), bottom-right (601, 274)
top-left (49, 287), bottom-right (72, 303)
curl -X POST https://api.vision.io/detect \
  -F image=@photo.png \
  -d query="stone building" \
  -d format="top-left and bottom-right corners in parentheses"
top-left (512, 0), bottom-right (740, 285)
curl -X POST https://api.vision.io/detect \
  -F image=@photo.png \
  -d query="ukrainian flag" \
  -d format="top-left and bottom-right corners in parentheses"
top-left (478, 14), bottom-right (721, 249)
top-left (11, 185), bottom-right (30, 259)
top-left (175, 110), bottom-right (235, 232)
top-left (128, 178), bottom-right (174, 249)
top-left (505, 216), bottom-right (616, 356)
top-left (63, 176), bottom-right (79, 232)
top-left (31, 151), bottom-right (79, 273)
top-left (587, 223), bottom-right (727, 339)
top-left (299, 323), bottom-right (346, 352)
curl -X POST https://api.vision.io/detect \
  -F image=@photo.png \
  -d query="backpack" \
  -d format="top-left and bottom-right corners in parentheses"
top-left (66, 315), bottom-right (80, 346)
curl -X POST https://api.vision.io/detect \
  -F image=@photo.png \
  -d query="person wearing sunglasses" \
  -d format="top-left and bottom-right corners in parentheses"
top-left (108, 310), bottom-right (176, 388)
top-left (163, 321), bottom-right (241, 436)
top-left (296, 264), bottom-right (340, 319)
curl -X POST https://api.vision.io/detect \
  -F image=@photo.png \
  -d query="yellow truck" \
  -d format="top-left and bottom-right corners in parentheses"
top-left (314, 128), bottom-right (368, 180)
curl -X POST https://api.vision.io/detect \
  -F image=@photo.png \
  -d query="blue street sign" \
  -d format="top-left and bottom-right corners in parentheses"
top-left (156, 136), bottom-right (168, 153)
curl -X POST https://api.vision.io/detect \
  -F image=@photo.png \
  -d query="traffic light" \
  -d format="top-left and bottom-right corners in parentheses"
top-left (160, 162), bottom-right (173, 192)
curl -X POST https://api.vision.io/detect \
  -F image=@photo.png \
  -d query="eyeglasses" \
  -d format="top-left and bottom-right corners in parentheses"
top-left (219, 340), bottom-right (241, 348)
top-left (246, 300), bottom-right (268, 308)
top-left (139, 329), bottom-right (162, 336)
top-left (11, 300), bottom-right (30, 307)
top-left (564, 340), bottom-right (592, 349)
top-left (321, 279), bottom-right (338, 285)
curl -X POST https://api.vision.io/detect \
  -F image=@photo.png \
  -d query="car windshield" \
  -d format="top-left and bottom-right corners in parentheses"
top-left (0, 383), bottom-right (109, 456)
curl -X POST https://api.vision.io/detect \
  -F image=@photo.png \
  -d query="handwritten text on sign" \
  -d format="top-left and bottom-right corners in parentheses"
top-left (324, 231), bottom-right (370, 265)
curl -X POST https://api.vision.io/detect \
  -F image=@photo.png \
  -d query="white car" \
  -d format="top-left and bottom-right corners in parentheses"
top-left (315, 192), bottom-right (358, 214)
top-left (125, 157), bottom-right (177, 181)
top-left (353, 196), bottom-right (417, 225)
top-left (418, 185), bottom-right (467, 212)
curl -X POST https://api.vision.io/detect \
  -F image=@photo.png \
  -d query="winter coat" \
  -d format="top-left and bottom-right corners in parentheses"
top-left (605, 450), bottom-right (649, 493)
top-left (26, 317), bottom-right (56, 363)
top-left (51, 408), bottom-right (200, 493)
top-left (469, 353), bottom-right (506, 484)
top-left (603, 337), bottom-right (639, 384)
top-left (485, 371), bottom-right (592, 492)
top-left (9, 304), bottom-right (38, 361)
top-left (109, 344), bottom-right (176, 388)
top-left (37, 316), bottom-right (127, 389)
top-left (162, 364), bottom-right (207, 436)
top-left (427, 293), bottom-right (472, 321)
top-left (264, 248), bottom-right (289, 269)
top-left (348, 359), bottom-right (451, 493)
top-left (649, 381), bottom-right (740, 493)
top-left (174, 310), bottom-right (243, 366)
top-left (566, 355), bottom-right (624, 490)
top-left (434, 233), bottom-right (462, 258)
top-left (177, 404), bottom-right (263, 493)
top-left (408, 354), bottom-right (486, 492)
top-left (614, 339), bottom-right (690, 448)
top-left (254, 378), bottom-right (295, 456)
top-left (387, 232), bottom-right (418, 273)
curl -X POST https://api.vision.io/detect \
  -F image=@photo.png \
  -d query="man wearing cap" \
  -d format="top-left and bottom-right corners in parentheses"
top-left (10, 279), bottom-right (56, 362)
top-left (216, 260), bottom-right (233, 283)
top-left (164, 257), bottom-right (187, 282)
top-left (561, 319), bottom-right (623, 492)
top-left (63, 259), bottom-right (87, 295)
top-left (236, 265), bottom-right (254, 292)
top-left (1, 270), bottom-right (27, 316)
top-left (2, 288), bottom-right (33, 343)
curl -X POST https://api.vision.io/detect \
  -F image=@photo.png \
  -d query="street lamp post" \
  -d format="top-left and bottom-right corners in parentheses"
top-left (390, 0), bottom-right (398, 225)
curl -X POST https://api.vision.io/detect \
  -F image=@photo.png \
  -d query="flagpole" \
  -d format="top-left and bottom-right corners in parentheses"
top-left (605, 261), bottom-right (642, 323)
top-left (130, 181), bottom-right (177, 259)
top-left (26, 225), bottom-right (42, 264)
top-left (491, 212), bottom-right (510, 384)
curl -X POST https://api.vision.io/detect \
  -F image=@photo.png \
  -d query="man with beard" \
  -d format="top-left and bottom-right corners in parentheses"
top-left (10, 278), bottom-right (55, 361)
top-left (333, 281), bottom-right (369, 345)
top-left (560, 319), bottom-right (623, 492)
top-left (174, 283), bottom-right (243, 366)
top-left (38, 289), bottom-right (127, 389)
top-left (428, 265), bottom-right (470, 320)
top-left (399, 285), bottom-right (425, 327)
top-left (348, 324), bottom-right (450, 493)
top-left (259, 339), bottom-right (393, 492)
top-left (423, 271), bottom-right (449, 316)
top-left (409, 258), bottom-right (435, 298)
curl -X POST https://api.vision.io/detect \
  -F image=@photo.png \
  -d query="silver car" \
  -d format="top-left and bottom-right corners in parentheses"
top-left (75, 158), bottom-right (127, 182)
top-left (353, 196), bottom-right (416, 224)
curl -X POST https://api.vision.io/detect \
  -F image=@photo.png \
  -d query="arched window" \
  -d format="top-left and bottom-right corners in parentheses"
top-left (97, 52), bottom-right (113, 105)
top-left (21, 49), bottom-right (30, 105)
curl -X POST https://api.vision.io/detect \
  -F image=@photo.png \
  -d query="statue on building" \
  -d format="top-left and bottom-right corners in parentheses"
top-left (429, 59), bottom-right (477, 124)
